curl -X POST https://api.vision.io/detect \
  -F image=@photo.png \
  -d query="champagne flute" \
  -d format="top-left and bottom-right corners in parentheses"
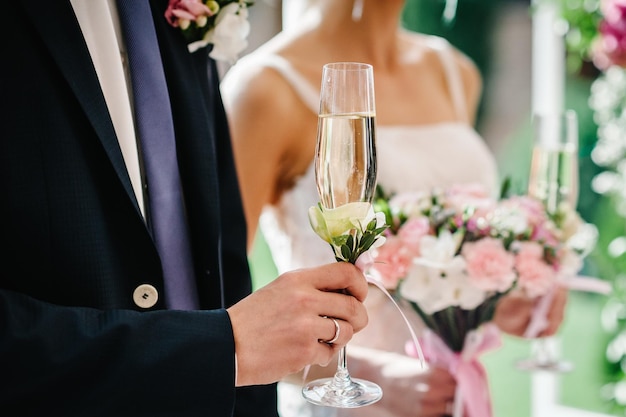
top-left (302, 62), bottom-right (382, 408)
top-left (517, 109), bottom-right (579, 373)
top-left (527, 110), bottom-right (579, 214)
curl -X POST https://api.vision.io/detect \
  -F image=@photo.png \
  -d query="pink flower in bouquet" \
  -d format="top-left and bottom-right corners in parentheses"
top-left (462, 238), bottom-right (516, 293)
top-left (397, 217), bottom-right (430, 250)
top-left (371, 216), bottom-right (430, 288)
top-left (514, 241), bottom-right (558, 298)
top-left (592, 0), bottom-right (626, 69)
top-left (445, 183), bottom-right (495, 213)
top-left (370, 237), bottom-right (414, 289)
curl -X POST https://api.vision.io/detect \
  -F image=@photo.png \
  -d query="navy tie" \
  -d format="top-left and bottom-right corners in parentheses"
top-left (117, 0), bottom-right (199, 310)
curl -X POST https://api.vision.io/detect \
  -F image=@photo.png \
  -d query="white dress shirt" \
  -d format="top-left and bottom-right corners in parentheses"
top-left (70, 0), bottom-right (146, 218)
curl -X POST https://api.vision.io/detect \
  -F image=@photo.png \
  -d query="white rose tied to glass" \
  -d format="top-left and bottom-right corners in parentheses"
top-left (308, 202), bottom-right (387, 266)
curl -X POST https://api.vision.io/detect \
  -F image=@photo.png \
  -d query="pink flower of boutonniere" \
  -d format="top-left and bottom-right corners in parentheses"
top-left (165, 0), bottom-right (252, 63)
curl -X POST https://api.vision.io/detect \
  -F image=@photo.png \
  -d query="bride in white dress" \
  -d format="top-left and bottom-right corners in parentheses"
top-left (221, 1), bottom-right (567, 416)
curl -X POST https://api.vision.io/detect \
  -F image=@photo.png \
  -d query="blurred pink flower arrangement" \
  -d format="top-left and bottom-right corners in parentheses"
top-left (369, 183), bottom-right (595, 352)
top-left (592, 0), bottom-right (626, 69)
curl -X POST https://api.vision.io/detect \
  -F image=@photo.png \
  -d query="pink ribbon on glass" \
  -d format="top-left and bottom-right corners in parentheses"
top-left (406, 323), bottom-right (502, 417)
top-left (302, 251), bottom-right (427, 383)
top-left (358, 251), bottom-right (426, 367)
top-left (524, 275), bottom-right (612, 338)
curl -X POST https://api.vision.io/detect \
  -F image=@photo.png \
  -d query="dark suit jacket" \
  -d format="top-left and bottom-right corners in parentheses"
top-left (0, 0), bottom-right (277, 416)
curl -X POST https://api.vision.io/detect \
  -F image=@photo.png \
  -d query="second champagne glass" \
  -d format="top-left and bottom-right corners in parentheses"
top-left (517, 109), bottom-right (579, 373)
top-left (301, 62), bottom-right (382, 408)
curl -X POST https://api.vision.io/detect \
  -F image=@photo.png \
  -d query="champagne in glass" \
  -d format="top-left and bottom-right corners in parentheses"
top-left (517, 109), bottom-right (579, 373)
top-left (302, 62), bottom-right (382, 408)
top-left (316, 113), bottom-right (377, 207)
top-left (528, 110), bottom-right (579, 213)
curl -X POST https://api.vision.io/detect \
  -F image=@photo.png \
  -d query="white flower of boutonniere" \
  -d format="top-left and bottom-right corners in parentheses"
top-left (165, 0), bottom-right (252, 63)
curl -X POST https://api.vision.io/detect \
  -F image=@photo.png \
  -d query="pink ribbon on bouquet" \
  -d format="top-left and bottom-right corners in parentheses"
top-left (406, 323), bottom-right (502, 417)
top-left (524, 275), bottom-right (612, 338)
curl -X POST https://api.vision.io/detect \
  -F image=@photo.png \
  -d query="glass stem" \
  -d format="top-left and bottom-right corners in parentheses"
top-left (535, 337), bottom-right (556, 365)
top-left (333, 346), bottom-right (352, 388)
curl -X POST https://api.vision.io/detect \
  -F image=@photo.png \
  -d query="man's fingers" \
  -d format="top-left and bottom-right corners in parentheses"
top-left (318, 316), bottom-right (340, 344)
top-left (228, 262), bottom-right (370, 386)
top-left (306, 262), bottom-right (369, 302)
top-left (317, 316), bottom-right (353, 345)
top-left (281, 264), bottom-right (369, 331)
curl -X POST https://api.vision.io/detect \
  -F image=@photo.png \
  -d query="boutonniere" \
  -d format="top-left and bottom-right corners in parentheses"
top-left (165, 0), bottom-right (253, 63)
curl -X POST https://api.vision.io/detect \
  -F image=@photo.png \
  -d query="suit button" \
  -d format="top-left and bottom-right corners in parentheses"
top-left (133, 284), bottom-right (158, 308)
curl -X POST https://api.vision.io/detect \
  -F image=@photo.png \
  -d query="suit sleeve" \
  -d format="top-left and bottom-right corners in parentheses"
top-left (0, 289), bottom-right (236, 416)
top-left (208, 58), bottom-right (281, 417)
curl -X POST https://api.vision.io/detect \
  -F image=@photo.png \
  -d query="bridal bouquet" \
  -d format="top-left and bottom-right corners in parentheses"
top-left (367, 183), bottom-right (596, 417)
top-left (370, 183), bottom-right (595, 350)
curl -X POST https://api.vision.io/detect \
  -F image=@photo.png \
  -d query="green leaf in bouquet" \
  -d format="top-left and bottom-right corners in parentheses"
top-left (408, 294), bottom-right (506, 353)
top-left (499, 176), bottom-right (512, 199)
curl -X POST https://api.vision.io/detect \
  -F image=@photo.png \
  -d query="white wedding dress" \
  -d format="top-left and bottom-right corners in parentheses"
top-left (223, 36), bottom-right (499, 417)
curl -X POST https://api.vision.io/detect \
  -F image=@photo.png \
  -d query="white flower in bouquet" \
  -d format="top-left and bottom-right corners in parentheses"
top-left (488, 205), bottom-right (530, 236)
top-left (388, 190), bottom-right (433, 219)
top-left (400, 231), bottom-right (487, 314)
top-left (558, 247), bottom-right (585, 279)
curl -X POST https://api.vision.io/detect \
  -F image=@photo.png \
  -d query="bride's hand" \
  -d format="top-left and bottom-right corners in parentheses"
top-left (493, 286), bottom-right (568, 337)
top-left (346, 346), bottom-right (457, 417)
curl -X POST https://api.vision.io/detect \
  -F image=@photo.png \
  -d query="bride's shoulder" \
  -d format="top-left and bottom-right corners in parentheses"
top-left (222, 51), bottom-right (297, 108)
top-left (417, 33), bottom-right (480, 86)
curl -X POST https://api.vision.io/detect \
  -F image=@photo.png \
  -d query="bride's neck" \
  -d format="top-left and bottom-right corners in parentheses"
top-left (314, 0), bottom-right (406, 68)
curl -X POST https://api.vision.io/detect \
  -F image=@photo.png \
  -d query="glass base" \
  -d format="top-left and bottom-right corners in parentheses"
top-left (302, 377), bottom-right (382, 408)
top-left (516, 358), bottom-right (574, 373)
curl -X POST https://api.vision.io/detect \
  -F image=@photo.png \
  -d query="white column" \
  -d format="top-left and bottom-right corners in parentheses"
top-left (531, 0), bottom-right (566, 118)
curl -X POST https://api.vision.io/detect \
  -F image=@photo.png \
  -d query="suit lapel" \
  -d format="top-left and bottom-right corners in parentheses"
top-left (23, 0), bottom-right (227, 307)
top-left (19, 0), bottom-right (142, 217)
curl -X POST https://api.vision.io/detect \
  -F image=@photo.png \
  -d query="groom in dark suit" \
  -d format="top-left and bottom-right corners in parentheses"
top-left (0, 1), bottom-right (369, 416)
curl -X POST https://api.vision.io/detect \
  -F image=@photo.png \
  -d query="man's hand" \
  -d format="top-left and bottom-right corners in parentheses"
top-left (227, 262), bottom-right (369, 386)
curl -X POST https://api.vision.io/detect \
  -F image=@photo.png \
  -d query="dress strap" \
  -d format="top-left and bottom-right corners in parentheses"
top-left (257, 54), bottom-right (320, 114)
top-left (426, 36), bottom-right (469, 123)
